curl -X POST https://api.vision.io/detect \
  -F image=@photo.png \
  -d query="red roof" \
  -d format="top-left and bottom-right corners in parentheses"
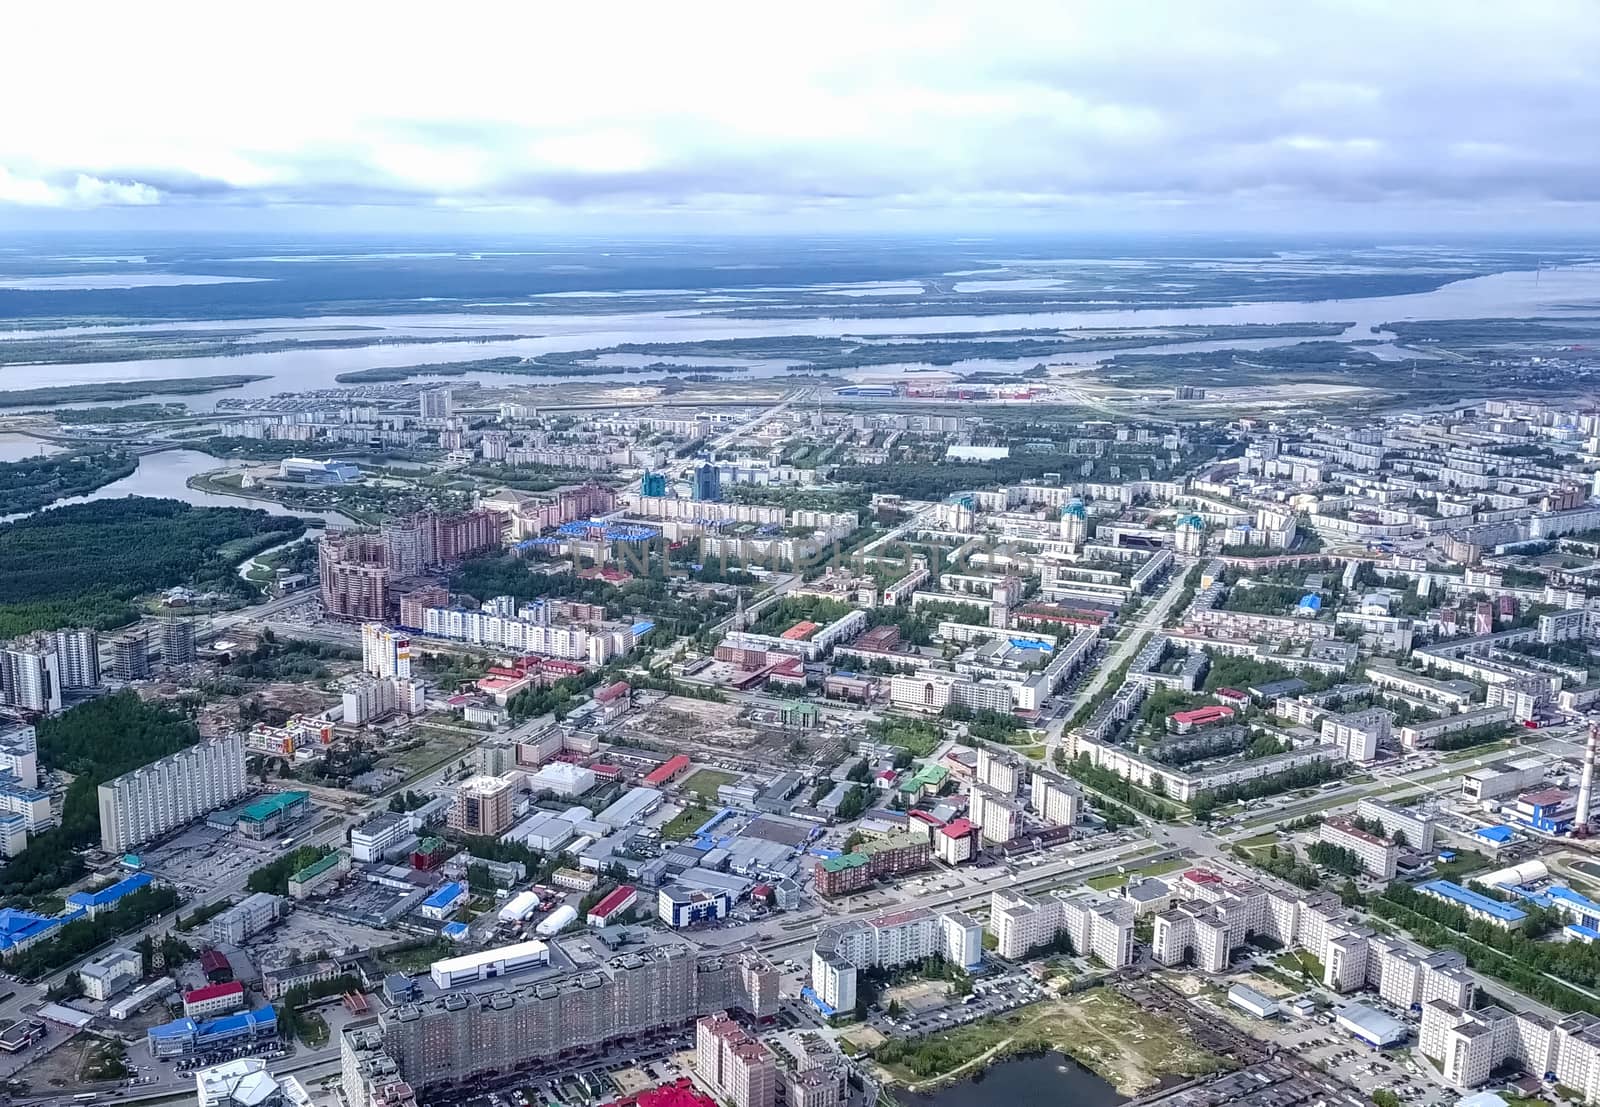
top-left (780, 621), bottom-right (819, 641)
top-left (622, 1081), bottom-right (718, 1107)
top-left (644, 754), bottom-right (691, 786)
top-left (199, 949), bottom-right (230, 972)
top-left (876, 770), bottom-right (897, 781)
top-left (589, 884), bottom-right (637, 918)
top-left (595, 681), bottom-right (631, 703)
top-left (940, 817), bottom-right (975, 839)
top-left (1172, 705), bottom-right (1235, 726)
top-left (1520, 788), bottom-right (1570, 807)
top-left (589, 763), bottom-right (621, 776)
top-left (184, 981), bottom-right (244, 1003)
top-left (1215, 687), bottom-right (1246, 699)
top-left (908, 809), bottom-right (943, 826)
top-left (1183, 868), bottom-right (1223, 885)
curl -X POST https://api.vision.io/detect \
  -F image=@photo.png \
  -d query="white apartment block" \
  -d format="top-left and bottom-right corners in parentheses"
top-left (1420, 1000), bottom-right (1561, 1091)
top-left (1029, 772), bottom-right (1081, 827)
top-left (1356, 797), bottom-right (1437, 852)
top-left (975, 748), bottom-right (1021, 795)
top-left (988, 889), bottom-right (1133, 967)
top-left (940, 911), bottom-right (984, 971)
top-left (360, 624), bottom-right (412, 679)
top-left (810, 908), bottom-right (947, 1015)
top-left (0, 724), bottom-right (38, 789)
top-left (967, 784), bottom-right (1023, 845)
top-left (97, 732), bottom-right (249, 853)
top-left (1321, 708), bottom-right (1392, 763)
top-left (1319, 818), bottom-right (1399, 879)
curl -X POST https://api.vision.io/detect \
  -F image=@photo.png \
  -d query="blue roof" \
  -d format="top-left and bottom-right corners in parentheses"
top-left (423, 882), bottom-right (465, 909)
top-left (148, 1018), bottom-right (197, 1040)
top-left (1474, 825), bottom-right (1515, 843)
top-left (631, 621), bottom-right (655, 638)
top-left (1418, 880), bottom-right (1528, 923)
top-left (67, 871), bottom-right (153, 909)
top-left (1548, 886), bottom-right (1600, 915)
top-left (1009, 638), bottom-right (1052, 652)
top-left (196, 1008), bottom-right (275, 1040)
top-left (1298, 594), bottom-right (1322, 610)
top-left (1567, 924), bottom-right (1600, 940)
top-left (441, 921), bottom-right (470, 940)
top-left (0, 908), bottom-right (64, 950)
top-left (801, 985), bottom-right (837, 1017)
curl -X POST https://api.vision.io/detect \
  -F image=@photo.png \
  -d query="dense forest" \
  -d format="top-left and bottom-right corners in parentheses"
top-left (0, 692), bottom-right (201, 896)
top-left (0, 450), bottom-right (137, 515)
top-left (0, 497), bottom-right (305, 636)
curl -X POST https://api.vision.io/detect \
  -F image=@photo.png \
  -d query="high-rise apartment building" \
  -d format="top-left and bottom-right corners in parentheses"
top-left (0, 639), bottom-right (61, 713)
top-left (52, 628), bottom-right (100, 688)
top-left (161, 619), bottom-right (197, 667)
top-left (448, 775), bottom-right (514, 836)
top-left (1029, 771), bottom-right (1082, 827)
top-left (319, 533), bottom-right (390, 621)
top-left (697, 1013), bottom-right (776, 1107)
top-left (346, 945), bottom-right (777, 1098)
top-left (419, 387), bottom-right (453, 420)
top-left (0, 724), bottom-right (38, 789)
top-left (692, 461), bottom-right (720, 503)
top-left (97, 732), bottom-right (249, 852)
top-left (361, 624), bottom-right (412, 679)
top-left (109, 628), bottom-right (152, 681)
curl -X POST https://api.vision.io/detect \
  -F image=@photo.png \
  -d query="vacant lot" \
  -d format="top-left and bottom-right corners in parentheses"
top-left (870, 987), bottom-right (1224, 1094)
top-left (681, 769), bottom-right (738, 802)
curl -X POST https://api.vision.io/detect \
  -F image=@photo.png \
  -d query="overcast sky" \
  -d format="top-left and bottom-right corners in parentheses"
top-left (4, 1), bottom-right (1597, 233)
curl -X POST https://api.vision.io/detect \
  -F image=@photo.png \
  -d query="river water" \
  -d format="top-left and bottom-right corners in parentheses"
top-left (0, 449), bottom-right (354, 526)
top-left (0, 263), bottom-right (1594, 408)
top-left (894, 1051), bottom-right (1127, 1107)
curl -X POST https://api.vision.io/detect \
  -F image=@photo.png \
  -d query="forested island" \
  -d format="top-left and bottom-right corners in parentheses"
top-left (0, 375), bottom-right (268, 408)
top-left (0, 450), bottom-right (137, 515)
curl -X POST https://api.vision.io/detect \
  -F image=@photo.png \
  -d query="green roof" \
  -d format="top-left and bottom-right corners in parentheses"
top-left (898, 764), bottom-right (948, 793)
top-left (239, 790), bottom-right (310, 823)
top-left (415, 836), bottom-right (447, 854)
top-left (860, 831), bottom-right (926, 856)
top-left (820, 853), bottom-right (868, 873)
top-left (290, 850), bottom-right (344, 883)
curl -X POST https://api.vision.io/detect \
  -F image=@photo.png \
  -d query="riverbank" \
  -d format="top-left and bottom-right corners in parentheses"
top-left (0, 374), bottom-right (269, 408)
top-left (866, 988), bottom-right (1225, 1096)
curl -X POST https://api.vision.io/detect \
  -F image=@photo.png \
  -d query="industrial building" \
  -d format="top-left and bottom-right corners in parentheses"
top-left (429, 940), bottom-right (550, 990)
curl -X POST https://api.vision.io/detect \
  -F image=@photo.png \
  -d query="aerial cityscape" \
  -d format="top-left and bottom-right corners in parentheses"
top-left (1, 5), bottom-right (1598, 1107)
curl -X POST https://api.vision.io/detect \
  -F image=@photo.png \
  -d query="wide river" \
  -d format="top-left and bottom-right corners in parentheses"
top-left (0, 448), bottom-right (354, 526)
top-left (0, 264), bottom-right (1595, 409)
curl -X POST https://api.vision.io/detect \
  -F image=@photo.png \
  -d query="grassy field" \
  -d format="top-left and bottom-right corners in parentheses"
top-left (681, 769), bottom-right (738, 803)
top-left (1085, 857), bottom-right (1189, 892)
top-left (661, 803), bottom-right (713, 841)
top-left (870, 987), bottom-right (1225, 1094)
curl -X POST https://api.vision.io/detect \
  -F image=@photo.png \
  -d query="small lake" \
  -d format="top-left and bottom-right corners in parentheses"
top-left (895, 1051), bottom-right (1127, 1107)
top-left (0, 448), bottom-right (354, 526)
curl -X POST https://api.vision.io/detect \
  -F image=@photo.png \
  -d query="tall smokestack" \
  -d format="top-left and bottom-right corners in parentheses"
top-left (1577, 721), bottom-right (1599, 835)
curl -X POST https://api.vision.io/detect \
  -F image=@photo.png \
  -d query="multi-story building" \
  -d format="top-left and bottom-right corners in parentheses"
top-left (1420, 1000), bottom-right (1559, 1090)
top-left (974, 748), bottom-right (1021, 795)
top-left (208, 892), bottom-right (284, 945)
top-left (97, 732), bottom-right (249, 852)
top-left (448, 775), bottom-right (515, 836)
top-left (342, 676), bottom-right (425, 725)
top-left (1355, 797), bottom-right (1437, 852)
top-left (183, 981), bottom-right (246, 1018)
top-left (1029, 771), bottom-right (1081, 827)
top-left (1319, 817), bottom-right (1399, 879)
top-left (697, 1013), bottom-right (776, 1107)
top-left (1322, 708), bottom-right (1391, 763)
top-left (419, 387), bottom-right (453, 420)
top-left (0, 724), bottom-right (38, 789)
top-left (319, 533), bottom-right (390, 621)
top-left (967, 784), bottom-right (1023, 845)
top-left (109, 628), bottom-right (152, 681)
top-left (52, 627), bottom-right (100, 688)
top-left (346, 946), bottom-right (777, 1098)
top-left (659, 884), bottom-right (732, 928)
top-left (990, 890), bottom-right (1133, 967)
top-left (350, 811), bottom-right (415, 862)
top-left (809, 909), bottom-right (946, 1013)
top-left (287, 850), bottom-right (350, 900)
top-left (940, 911), bottom-right (984, 971)
top-left (79, 946), bottom-right (142, 1001)
top-left (0, 638), bottom-right (61, 713)
top-left (161, 618), bottom-right (197, 666)
top-left (812, 832), bottom-right (931, 896)
top-left (361, 624), bottom-right (412, 679)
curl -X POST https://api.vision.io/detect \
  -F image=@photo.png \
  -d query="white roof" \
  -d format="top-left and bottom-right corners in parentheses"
top-left (431, 939), bottom-right (548, 980)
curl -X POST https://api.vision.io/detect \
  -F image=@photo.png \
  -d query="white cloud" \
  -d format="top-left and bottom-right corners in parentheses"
top-left (0, 0), bottom-right (1595, 227)
top-left (0, 167), bottom-right (160, 208)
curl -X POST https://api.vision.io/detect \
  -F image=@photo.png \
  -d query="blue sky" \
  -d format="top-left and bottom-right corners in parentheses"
top-left (3, 0), bottom-right (1597, 233)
